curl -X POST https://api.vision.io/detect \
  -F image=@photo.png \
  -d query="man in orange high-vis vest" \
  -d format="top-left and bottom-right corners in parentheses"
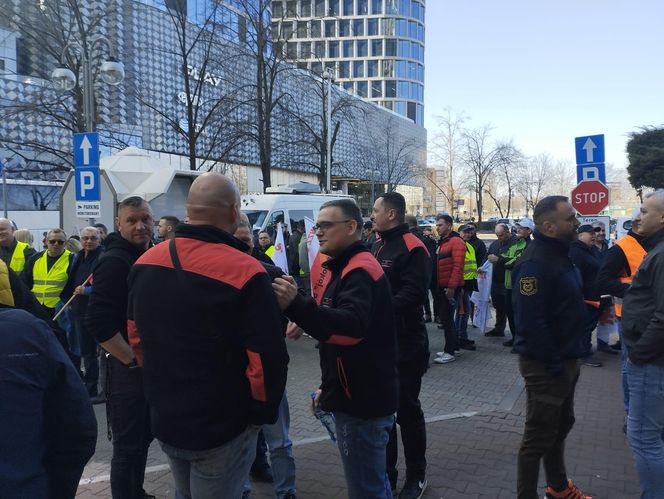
top-left (597, 214), bottom-right (647, 420)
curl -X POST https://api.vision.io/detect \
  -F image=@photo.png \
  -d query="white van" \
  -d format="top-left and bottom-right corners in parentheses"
top-left (241, 192), bottom-right (350, 236)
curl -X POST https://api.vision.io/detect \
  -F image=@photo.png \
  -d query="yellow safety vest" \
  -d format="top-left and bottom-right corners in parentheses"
top-left (9, 240), bottom-right (29, 273)
top-left (463, 242), bottom-right (478, 281)
top-left (265, 245), bottom-right (275, 258)
top-left (0, 260), bottom-right (14, 307)
top-left (32, 250), bottom-right (71, 308)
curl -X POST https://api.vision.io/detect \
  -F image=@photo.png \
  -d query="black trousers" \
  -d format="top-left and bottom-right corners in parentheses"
top-left (107, 356), bottom-right (153, 499)
top-left (490, 284), bottom-right (507, 333)
top-left (387, 354), bottom-right (428, 485)
top-left (517, 357), bottom-right (579, 499)
top-left (505, 289), bottom-right (516, 340)
top-left (582, 304), bottom-right (601, 357)
top-left (439, 289), bottom-right (458, 354)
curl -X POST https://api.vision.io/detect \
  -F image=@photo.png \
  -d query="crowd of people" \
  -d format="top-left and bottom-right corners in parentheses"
top-left (1, 178), bottom-right (664, 499)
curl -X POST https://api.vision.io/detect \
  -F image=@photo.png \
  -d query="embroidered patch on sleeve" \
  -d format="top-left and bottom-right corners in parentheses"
top-left (519, 277), bottom-right (538, 296)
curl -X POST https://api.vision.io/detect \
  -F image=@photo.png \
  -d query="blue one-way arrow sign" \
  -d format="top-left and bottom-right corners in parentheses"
top-left (575, 134), bottom-right (605, 165)
top-left (73, 132), bottom-right (99, 168)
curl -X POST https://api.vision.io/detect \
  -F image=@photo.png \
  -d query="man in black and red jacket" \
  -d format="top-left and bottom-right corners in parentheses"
top-left (126, 173), bottom-right (289, 499)
top-left (372, 195), bottom-right (431, 498)
top-left (273, 198), bottom-right (398, 499)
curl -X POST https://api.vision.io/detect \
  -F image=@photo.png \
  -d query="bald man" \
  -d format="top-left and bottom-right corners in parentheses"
top-left (0, 218), bottom-right (36, 274)
top-left (127, 173), bottom-right (289, 499)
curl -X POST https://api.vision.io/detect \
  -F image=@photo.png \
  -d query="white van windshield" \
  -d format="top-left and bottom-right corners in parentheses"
top-left (243, 210), bottom-right (268, 230)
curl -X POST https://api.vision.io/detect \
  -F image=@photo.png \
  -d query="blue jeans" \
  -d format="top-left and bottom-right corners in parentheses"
top-left (334, 411), bottom-right (394, 499)
top-left (619, 320), bottom-right (629, 415)
top-left (160, 426), bottom-right (259, 499)
top-left (454, 291), bottom-right (471, 340)
top-left (244, 392), bottom-right (296, 498)
top-left (626, 360), bottom-right (664, 498)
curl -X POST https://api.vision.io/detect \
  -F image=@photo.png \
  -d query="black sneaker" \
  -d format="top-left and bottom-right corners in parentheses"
top-left (503, 339), bottom-right (514, 347)
top-left (484, 329), bottom-right (505, 337)
top-left (582, 355), bottom-right (603, 367)
top-left (610, 341), bottom-right (622, 351)
top-left (398, 477), bottom-right (427, 499)
top-left (459, 339), bottom-right (477, 351)
top-left (598, 344), bottom-right (619, 355)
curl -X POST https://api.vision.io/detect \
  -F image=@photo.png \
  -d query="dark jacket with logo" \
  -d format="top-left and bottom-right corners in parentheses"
top-left (568, 240), bottom-right (600, 301)
top-left (127, 225), bottom-right (289, 450)
top-left (285, 241), bottom-right (398, 419)
top-left (85, 232), bottom-right (148, 344)
top-left (372, 224), bottom-right (431, 365)
top-left (622, 228), bottom-right (664, 365)
top-left (0, 308), bottom-right (96, 499)
top-left (512, 231), bottom-right (586, 375)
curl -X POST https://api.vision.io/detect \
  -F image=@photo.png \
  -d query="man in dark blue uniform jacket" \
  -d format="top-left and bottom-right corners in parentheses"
top-left (512, 195), bottom-right (591, 499)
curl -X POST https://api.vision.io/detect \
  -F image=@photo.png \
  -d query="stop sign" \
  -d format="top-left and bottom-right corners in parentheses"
top-left (571, 180), bottom-right (610, 215)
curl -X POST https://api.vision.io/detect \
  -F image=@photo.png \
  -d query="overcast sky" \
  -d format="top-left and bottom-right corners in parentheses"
top-left (424, 0), bottom-right (664, 172)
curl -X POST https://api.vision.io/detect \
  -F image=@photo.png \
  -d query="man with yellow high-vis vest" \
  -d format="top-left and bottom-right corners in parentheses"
top-left (21, 229), bottom-right (74, 335)
top-left (0, 218), bottom-right (36, 274)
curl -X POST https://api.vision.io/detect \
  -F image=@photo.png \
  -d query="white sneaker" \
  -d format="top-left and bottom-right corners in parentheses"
top-left (434, 353), bottom-right (456, 364)
top-left (435, 351), bottom-right (444, 357)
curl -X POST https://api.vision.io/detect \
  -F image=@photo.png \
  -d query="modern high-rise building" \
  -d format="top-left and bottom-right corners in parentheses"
top-left (271, 0), bottom-right (425, 126)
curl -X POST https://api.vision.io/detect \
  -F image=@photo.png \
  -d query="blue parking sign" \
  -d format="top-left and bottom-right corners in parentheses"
top-left (75, 167), bottom-right (100, 201)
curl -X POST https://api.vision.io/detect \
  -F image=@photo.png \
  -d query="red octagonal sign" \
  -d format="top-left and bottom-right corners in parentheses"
top-left (571, 180), bottom-right (610, 215)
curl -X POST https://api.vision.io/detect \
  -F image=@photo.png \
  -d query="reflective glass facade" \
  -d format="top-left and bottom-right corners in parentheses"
top-left (271, 0), bottom-right (425, 126)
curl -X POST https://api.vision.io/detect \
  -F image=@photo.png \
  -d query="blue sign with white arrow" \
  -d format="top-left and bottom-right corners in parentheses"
top-left (575, 134), bottom-right (605, 165)
top-left (73, 132), bottom-right (99, 168)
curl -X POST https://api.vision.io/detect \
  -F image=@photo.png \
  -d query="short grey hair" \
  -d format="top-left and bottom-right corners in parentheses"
top-left (80, 226), bottom-right (100, 238)
top-left (645, 189), bottom-right (664, 206)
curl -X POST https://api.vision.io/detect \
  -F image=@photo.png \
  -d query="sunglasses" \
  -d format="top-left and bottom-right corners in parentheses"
top-left (593, 227), bottom-right (603, 233)
top-left (48, 239), bottom-right (65, 245)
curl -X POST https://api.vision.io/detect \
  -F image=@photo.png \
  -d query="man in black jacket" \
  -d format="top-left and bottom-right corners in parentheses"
top-left (406, 214), bottom-right (437, 324)
top-left (273, 198), bottom-right (398, 499)
top-left (512, 196), bottom-right (591, 499)
top-left (568, 224), bottom-right (603, 367)
top-left (128, 174), bottom-right (289, 499)
top-left (375, 200), bottom-right (431, 498)
top-left (85, 196), bottom-right (155, 499)
top-left (622, 190), bottom-right (664, 498)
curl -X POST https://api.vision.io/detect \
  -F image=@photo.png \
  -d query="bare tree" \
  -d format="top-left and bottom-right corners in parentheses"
top-left (429, 108), bottom-right (466, 213)
top-left (0, 0), bottom-right (109, 175)
top-left (135, 0), bottom-right (249, 171)
top-left (281, 70), bottom-right (363, 189)
top-left (461, 125), bottom-right (520, 221)
top-left (514, 153), bottom-right (553, 216)
top-left (360, 114), bottom-right (423, 193)
top-left (235, 0), bottom-right (295, 192)
top-left (485, 149), bottom-right (523, 218)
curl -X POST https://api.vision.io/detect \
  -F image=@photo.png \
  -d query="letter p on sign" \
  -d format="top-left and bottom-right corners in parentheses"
top-left (74, 167), bottom-right (100, 202)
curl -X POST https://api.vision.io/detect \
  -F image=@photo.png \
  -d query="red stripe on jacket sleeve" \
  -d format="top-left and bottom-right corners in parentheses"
top-left (127, 319), bottom-right (143, 367)
top-left (245, 350), bottom-right (267, 402)
top-left (325, 334), bottom-right (364, 346)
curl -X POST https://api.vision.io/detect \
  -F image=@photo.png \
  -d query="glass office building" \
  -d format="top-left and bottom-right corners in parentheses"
top-left (272, 0), bottom-right (425, 126)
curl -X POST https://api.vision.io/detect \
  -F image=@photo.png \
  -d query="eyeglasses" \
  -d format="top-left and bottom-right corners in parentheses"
top-left (48, 239), bottom-right (65, 245)
top-left (593, 227), bottom-right (603, 233)
top-left (313, 220), bottom-right (351, 231)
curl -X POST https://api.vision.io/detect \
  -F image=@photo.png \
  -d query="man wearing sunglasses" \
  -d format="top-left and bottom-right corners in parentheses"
top-left (22, 228), bottom-right (74, 345)
top-left (591, 222), bottom-right (609, 259)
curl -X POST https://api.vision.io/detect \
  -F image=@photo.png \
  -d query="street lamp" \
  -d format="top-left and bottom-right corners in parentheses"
top-left (322, 67), bottom-right (334, 193)
top-left (51, 36), bottom-right (125, 132)
top-left (366, 168), bottom-right (380, 208)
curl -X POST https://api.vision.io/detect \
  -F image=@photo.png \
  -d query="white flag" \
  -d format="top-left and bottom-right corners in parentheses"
top-left (304, 217), bottom-right (319, 270)
top-left (272, 223), bottom-right (289, 275)
top-left (470, 260), bottom-right (493, 333)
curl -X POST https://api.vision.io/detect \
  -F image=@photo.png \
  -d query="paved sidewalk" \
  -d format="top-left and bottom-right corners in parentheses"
top-left (77, 324), bottom-right (638, 498)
